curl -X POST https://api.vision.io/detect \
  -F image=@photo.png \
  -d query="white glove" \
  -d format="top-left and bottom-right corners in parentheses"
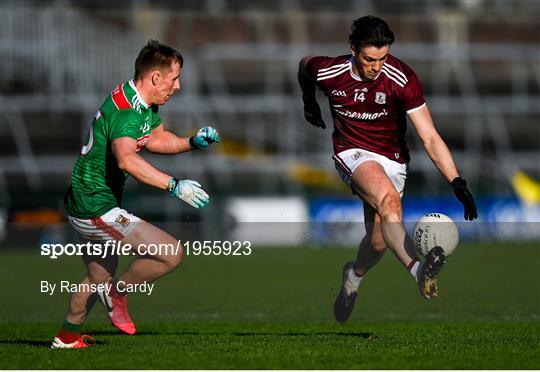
top-left (189, 126), bottom-right (220, 149)
top-left (168, 178), bottom-right (209, 208)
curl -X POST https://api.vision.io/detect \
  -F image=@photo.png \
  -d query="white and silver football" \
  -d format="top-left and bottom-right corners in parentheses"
top-left (413, 213), bottom-right (459, 257)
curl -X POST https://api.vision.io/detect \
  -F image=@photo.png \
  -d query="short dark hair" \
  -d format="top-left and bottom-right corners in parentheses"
top-left (349, 16), bottom-right (395, 52)
top-left (134, 40), bottom-right (183, 80)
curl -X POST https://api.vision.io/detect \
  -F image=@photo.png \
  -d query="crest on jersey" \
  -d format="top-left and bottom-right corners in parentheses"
top-left (375, 92), bottom-right (386, 104)
top-left (115, 215), bottom-right (130, 227)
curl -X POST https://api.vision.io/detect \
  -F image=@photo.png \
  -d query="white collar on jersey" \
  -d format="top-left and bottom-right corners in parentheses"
top-left (128, 79), bottom-right (150, 109)
top-left (348, 56), bottom-right (382, 82)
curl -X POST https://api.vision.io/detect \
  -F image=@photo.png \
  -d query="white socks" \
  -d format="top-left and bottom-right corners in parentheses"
top-left (348, 267), bottom-right (363, 286)
top-left (344, 266), bottom-right (364, 295)
top-left (409, 259), bottom-right (421, 282)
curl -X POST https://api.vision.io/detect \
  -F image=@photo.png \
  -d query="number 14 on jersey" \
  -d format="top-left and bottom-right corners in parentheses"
top-left (354, 91), bottom-right (366, 102)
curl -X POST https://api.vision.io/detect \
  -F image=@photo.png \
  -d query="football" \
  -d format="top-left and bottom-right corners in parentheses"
top-left (413, 213), bottom-right (459, 257)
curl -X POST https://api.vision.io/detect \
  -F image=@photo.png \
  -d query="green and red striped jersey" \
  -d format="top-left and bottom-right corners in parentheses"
top-left (65, 80), bottom-right (162, 218)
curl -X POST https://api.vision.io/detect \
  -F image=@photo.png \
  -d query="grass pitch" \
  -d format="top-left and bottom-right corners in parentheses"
top-left (0, 241), bottom-right (538, 369)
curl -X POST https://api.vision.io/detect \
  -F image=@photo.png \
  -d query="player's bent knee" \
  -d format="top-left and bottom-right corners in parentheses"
top-left (379, 192), bottom-right (402, 222)
top-left (371, 238), bottom-right (387, 253)
top-left (163, 241), bottom-right (184, 272)
top-left (163, 256), bottom-right (181, 273)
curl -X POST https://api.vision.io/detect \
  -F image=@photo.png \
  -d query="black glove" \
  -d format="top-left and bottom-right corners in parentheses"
top-left (451, 177), bottom-right (478, 221)
top-left (303, 99), bottom-right (326, 129)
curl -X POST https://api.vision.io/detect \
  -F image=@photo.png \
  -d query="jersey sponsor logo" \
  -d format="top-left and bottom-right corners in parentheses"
top-left (375, 92), bottom-right (386, 104)
top-left (394, 153), bottom-right (400, 159)
top-left (331, 90), bottom-right (347, 97)
top-left (334, 107), bottom-right (388, 120)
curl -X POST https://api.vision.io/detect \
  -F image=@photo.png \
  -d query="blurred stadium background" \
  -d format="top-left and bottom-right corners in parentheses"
top-left (0, 0), bottom-right (539, 247)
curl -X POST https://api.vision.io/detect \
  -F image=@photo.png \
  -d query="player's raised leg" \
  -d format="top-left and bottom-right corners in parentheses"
top-left (351, 160), bottom-right (445, 299)
top-left (98, 220), bottom-right (183, 335)
top-left (351, 161), bottom-right (416, 263)
top-left (52, 253), bottom-right (118, 348)
top-left (333, 204), bottom-right (387, 323)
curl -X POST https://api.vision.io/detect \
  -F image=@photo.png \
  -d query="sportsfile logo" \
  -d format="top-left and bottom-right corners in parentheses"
top-left (40, 240), bottom-right (182, 259)
top-left (40, 240), bottom-right (253, 259)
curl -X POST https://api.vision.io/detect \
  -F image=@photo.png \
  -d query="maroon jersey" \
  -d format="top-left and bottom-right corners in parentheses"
top-left (305, 54), bottom-right (425, 164)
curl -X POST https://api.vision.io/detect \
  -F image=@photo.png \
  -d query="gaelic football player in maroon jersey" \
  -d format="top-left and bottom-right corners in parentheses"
top-left (298, 15), bottom-right (477, 323)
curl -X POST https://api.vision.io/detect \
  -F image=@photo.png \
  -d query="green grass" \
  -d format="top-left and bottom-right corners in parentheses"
top-left (0, 242), bottom-right (538, 369)
top-left (1, 322), bottom-right (537, 369)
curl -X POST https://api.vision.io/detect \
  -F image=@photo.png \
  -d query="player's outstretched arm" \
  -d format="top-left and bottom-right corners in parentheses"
top-left (409, 105), bottom-right (478, 220)
top-left (146, 124), bottom-right (220, 154)
top-left (112, 137), bottom-right (209, 208)
top-left (298, 56), bottom-right (326, 129)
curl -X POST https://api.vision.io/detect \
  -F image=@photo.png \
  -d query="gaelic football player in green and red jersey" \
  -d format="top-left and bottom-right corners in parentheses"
top-left (52, 40), bottom-right (220, 348)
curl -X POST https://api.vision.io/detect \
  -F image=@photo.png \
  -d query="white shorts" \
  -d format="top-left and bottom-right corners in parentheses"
top-left (67, 207), bottom-right (141, 241)
top-left (333, 148), bottom-right (408, 196)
